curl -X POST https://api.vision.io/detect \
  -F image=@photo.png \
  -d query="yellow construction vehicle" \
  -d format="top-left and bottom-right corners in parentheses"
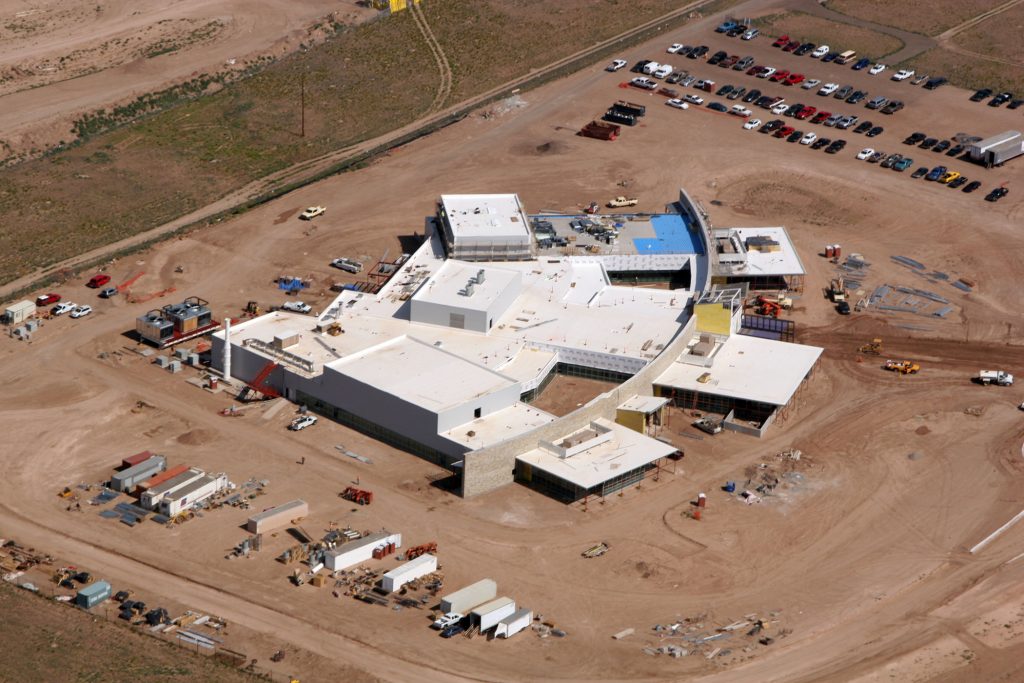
top-left (326, 322), bottom-right (343, 336)
top-left (885, 360), bottom-right (920, 374)
top-left (245, 301), bottom-right (262, 317)
top-left (58, 487), bottom-right (74, 498)
top-left (859, 338), bottom-right (883, 355)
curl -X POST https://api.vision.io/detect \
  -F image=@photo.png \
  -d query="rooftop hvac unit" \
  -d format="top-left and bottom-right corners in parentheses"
top-left (476, 269), bottom-right (486, 284)
top-left (463, 283), bottom-right (475, 297)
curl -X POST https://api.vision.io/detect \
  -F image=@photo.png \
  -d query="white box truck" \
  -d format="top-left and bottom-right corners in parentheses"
top-left (978, 370), bottom-right (1013, 386)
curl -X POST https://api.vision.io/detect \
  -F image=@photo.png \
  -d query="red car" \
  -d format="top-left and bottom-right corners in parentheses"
top-left (87, 274), bottom-right (111, 288)
top-left (774, 126), bottom-right (795, 138)
top-left (795, 106), bottom-right (816, 120)
top-left (747, 65), bottom-right (766, 76)
top-left (783, 40), bottom-right (801, 52)
top-left (785, 73), bottom-right (805, 86)
top-left (772, 34), bottom-right (790, 48)
top-left (811, 110), bottom-right (831, 124)
top-left (36, 293), bottom-right (61, 306)
top-left (769, 69), bottom-right (790, 82)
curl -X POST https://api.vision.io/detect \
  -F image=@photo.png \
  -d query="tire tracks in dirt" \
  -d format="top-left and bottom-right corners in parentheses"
top-left (409, 0), bottom-right (452, 112)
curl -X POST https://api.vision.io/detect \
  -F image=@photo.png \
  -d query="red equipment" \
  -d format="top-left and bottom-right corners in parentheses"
top-left (342, 487), bottom-right (373, 505)
top-left (406, 542), bottom-right (437, 560)
top-left (242, 361), bottom-right (281, 400)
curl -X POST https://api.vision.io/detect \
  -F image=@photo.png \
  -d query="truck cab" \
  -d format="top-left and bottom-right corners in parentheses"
top-left (978, 370), bottom-right (1013, 386)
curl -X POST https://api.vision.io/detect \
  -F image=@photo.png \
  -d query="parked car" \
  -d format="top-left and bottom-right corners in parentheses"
top-left (719, 55), bottom-right (740, 68)
top-left (653, 63), bottom-right (673, 79)
top-left (742, 88), bottom-right (761, 103)
top-left (948, 176), bottom-right (969, 189)
top-left (925, 165), bottom-right (947, 181)
top-left (331, 257), bottom-right (363, 273)
top-left (893, 157), bottom-right (914, 171)
top-left (933, 140), bottom-right (951, 154)
top-left (666, 98), bottom-right (689, 110)
top-left (911, 167), bottom-right (929, 179)
top-left (87, 274), bottom-right (111, 288)
top-left (742, 27), bottom-right (759, 40)
top-left (825, 140), bottom-right (847, 154)
top-left (823, 114), bottom-right (842, 127)
top-left (866, 95), bottom-right (888, 109)
top-left (440, 624), bottom-right (466, 639)
top-left (853, 121), bottom-right (872, 134)
top-left (70, 305), bottom-right (93, 319)
top-left (785, 73), bottom-right (805, 86)
top-left (920, 137), bottom-right (938, 149)
top-left (868, 63), bottom-right (886, 75)
top-left (734, 56), bottom-right (755, 70)
top-left (689, 45), bottom-right (709, 59)
top-left (834, 85), bottom-right (854, 99)
top-left (880, 153), bottom-right (900, 168)
top-left (299, 206), bottom-right (325, 220)
top-left (667, 44), bottom-right (685, 54)
top-left (666, 71), bottom-right (686, 84)
top-left (743, 118), bottom-right (762, 130)
top-left (727, 87), bottom-right (746, 100)
top-left (811, 137), bottom-right (831, 150)
top-left (801, 78), bottom-right (822, 90)
top-left (1009, 99), bottom-right (1024, 110)
top-left (716, 84), bottom-right (734, 96)
top-left (683, 94), bottom-right (704, 105)
top-left (800, 131), bottom-right (817, 145)
top-left (989, 92), bottom-right (1013, 107)
top-left (836, 115), bottom-right (859, 129)
top-left (772, 34), bottom-right (790, 48)
top-left (715, 20), bottom-right (739, 33)
top-left (866, 126), bottom-right (883, 138)
top-left (867, 151), bottom-right (885, 163)
top-left (795, 106), bottom-right (816, 120)
top-left (910, 74), bottom-right (928, 85)
top-left (837, 301), bottom-right (851, 315)
top-left (760, 119), bottom-right (784, 133)
top-left (891, 69), bottom-right (914, 81)
top-left (631, 60), bottom-right (652, 73)
top-left (730, 104), bottom-right (753, 117)
top-left (99, 287), bottom-right (118, 298)
top-left (904, 132), bottom-right (926, 145)
top-left (771, 101), bottom-right (790, 115)
top-left (708, 102), bottom-right (729, 112)
top-left (970, 88), bottom-right (993, 102)
top-left (811, 45), bottom-right (830, 58)
top-left (857, 147), bottom-right (875, 160)
top-left (289, 415), bottom-right (318, 431)
top-left (846, 90), bottom-right (867, 104)
top-left (811, 110), bottom-right (831, 124)
top-left (52, 302), bottom-right (76, 316)
top-left (36, 293), bottom-right (61, 306)
top-left (818, 83), bottom-right (839, 95)
top-left (985, 187), bottom-right (1009, 202)
top-left (282, 301), bottom-right (312, 314)
top-left (794, 43), bottom-right (815, 56)
top-left (852, 57), bottom-right (871, 70)
top-left (758, 67), bottom-right (777, 79)
top-left (923, 76), bottom-right (947, 90)
top-left (769, 69), bottom-right (790, 82)
top-left (783, 40), bottom-right (801, 52)
top-left (881, 100), bottom-right (904, 114)
top-left (708, 50), bottom-right (728, 65)
top-left (606, 59), bottom-right (628, 72)
top-left (822, 52), bottom-right (839, 63)
top-left (631, 77), bottom-right (657, 90)
top-left (962, 180), bottom-right (982, 193)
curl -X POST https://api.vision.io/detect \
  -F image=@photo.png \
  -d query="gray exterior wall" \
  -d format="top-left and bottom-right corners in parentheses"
top-left (436, 379), bottom-right (523, 433)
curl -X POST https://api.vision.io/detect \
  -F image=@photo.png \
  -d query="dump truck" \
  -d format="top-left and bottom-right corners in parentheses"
top-left (607, 196), bottom-right (639, 208)
top-left (884, 360), bottom-right (920, 374)
top-left (978, 370), bottom-right (1013, 386)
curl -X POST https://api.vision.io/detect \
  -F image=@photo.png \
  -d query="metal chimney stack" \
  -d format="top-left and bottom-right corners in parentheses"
top-left (223, 318), bottom-right (232, 384)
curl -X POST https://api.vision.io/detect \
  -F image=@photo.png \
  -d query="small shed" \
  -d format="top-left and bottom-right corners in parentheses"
top-left (4, 300), bottom-right (36, 325)
top-left (76, 581), bottom-right (112, 609)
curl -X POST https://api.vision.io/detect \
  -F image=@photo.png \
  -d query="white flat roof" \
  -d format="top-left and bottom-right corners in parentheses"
top-left (731, 227), bottom-right (805, 277)
top-left (328, 336), bottom-right (518, 413)
top-left (440, 194), bottom-right (530, 241)
top-left (618, 395), bottom-right (670, 413)
top-left (516, 418), bottom-right (677, 490)
top-left (655, 334), bottom-right (822, 406)
top-left (471, 596), bottom-right (515, 616)
top-left (441, 403), bottom-right (556, 450)
top-left (412, 261), bottom-right (519, 311)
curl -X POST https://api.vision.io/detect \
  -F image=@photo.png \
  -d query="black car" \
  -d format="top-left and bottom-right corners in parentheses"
top-left (760, 119), bottom-right (784, 133)
top-left (920, 137), bottom-right (938, 149)
top-left (708, 50), bottom-right (728, 65)
top-left (811, 137), bottom-right (831, 149)
top-left (853, 121), bottom-right (872, 134)
top-left (834, 85), bottom-right (854, 99)
top-left (911, 167), bottom-right (929, 179)
top-left (707, 102), bottom-right (728, 112)
top-left (963, 181), bottom-right (982, 193)
top-left (851, 57), bottom-right (871, 70)
top-left (727, 25), bottom-right (746, 37)
top-left (73, 572), bottom-right (92, 584)
top-left (441, 624), bottom-right (466, 638)
top-left (822, 52), bottom-right (839, 62)
top-left (946, 144), bottom-right (965, 157)
top-left (743, 88), bottom-right (761, 103)
top-left (688, 46), bottom-right (708, 59)
top-left (866, 126), bottom-right (883, 138)
top-left (989, 91), bottom-right (1013, 106)
top-left (716, 84), bottom-right (734, 96)
top-left (728, 87), bottom-right (746, 100)
top-left (836, 301), bottom-right (851, 315)
top-left (784, 103), bottom-right (804, 117)
top-left (970, 88), bottom-right (993, 102)
top-left (948, 176), bottom-right (969, 189)
top-left (631, 60), bottom-right (652, 74)
top-left (985, 187), bottom-right (1009, 202)
top-left (846, 90), bottom-right (867, 104)
top-left (755, 95), bottom-right (774, 108)
top-left (933, 140), bottom-right (951, 153)
top-left (881, 154), bottom-right (901, 169)
top-left (881, 100), bottom-right (904, 114)
top-left (794, 42), bottom-right (815, 56)
top-left (825, 139), bottom-right (846, 154)
top-left (923, 76), bottom-right (947, 90)
top-left (787, 130), bottom-right (803, 142)
top-left (1009, 99), bottom-right (1024, 110)
top-left (904, 132), bottom-right (927, 145)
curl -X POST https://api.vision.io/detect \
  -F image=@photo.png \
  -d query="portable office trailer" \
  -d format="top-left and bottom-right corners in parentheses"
top-left (157, 474), bottom-right (226, 516)
top-left (4, 301), bottom-right (36, 325)
top-left (440, 579), bottom-right (497, 615)
top-left (110, 455), bottom-right (165, 492)
top-left (471, 597), bottom-right (516, 632)
top-left (381, 554), bottom-right (438, 593)
top-left (76, 581), bottom-right (112, 609)
top-left (324, 531), bottom-right (402, 571)
top-left (246, 499), bottom-right (309, 534)
top-left (496, 608), bottom-right (533, 638)
top-left (140, 468), bottom-right (203, 509)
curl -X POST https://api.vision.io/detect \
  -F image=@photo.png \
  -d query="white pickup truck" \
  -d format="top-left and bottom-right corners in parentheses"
top-left (978, 370), bottom-right (1013, 386)
top-left (431, 612), bottom-right (464, 630)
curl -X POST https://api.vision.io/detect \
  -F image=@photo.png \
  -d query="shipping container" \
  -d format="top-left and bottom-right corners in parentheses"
top-left (496, 608), bottom-right (533, 638)
top-left (140, 468), bottom-right (203, 509)
top-left (246, 499), bottom-right (309, 534)
top-left (110, 455), bottom-right (166, 492)
top-left (135, 464), bottom-right (189, 495)
top-left (440, 579), bottom-right (497, 615)
top-left (381, 554), bottom-right (438, 593)
top-left (4, 300), bottom-right (36, 325)
top-left (471, 597), bottom-right (516, 633)
top-left (158, 474), bottom-right (226, 516)
top-left (76, 581), bottom-right (112, 609)
top-left (324, 531), bottom-right (402, 571)
top-left (120, 450), bottom-right (154, 470)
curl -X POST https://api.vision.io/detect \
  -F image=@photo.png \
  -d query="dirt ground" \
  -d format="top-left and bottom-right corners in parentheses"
top-left (2, 3), bottom-right (1024, 683)
top-left (825, 0), bottom-right (1009, 37)
top-left (752, 10), bottom-right (905, 59)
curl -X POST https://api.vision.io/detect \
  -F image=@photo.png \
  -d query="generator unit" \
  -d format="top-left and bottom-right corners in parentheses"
top-left (136, 296), bottom-right (218, 347)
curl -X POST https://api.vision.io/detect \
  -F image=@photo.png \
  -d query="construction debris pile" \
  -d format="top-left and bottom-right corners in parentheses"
top-left (726, 449), bottom-right (811, 506)
top-left (641, 610), bottom-right (789, 662)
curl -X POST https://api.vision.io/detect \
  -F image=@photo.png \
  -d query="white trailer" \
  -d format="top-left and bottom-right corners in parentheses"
top-left (4, 300), bottom-right (36, 324)
top-left (495, 608), bottom-right (532, 639)
top-left (324, 531), bottom-right (401, 571)
top-left (979, 370), bottom-right (1014, 386)
top-left (471, 597), bottom-right (516, 633)
top-left (440, 579), bottom-right (497, 615)
top-left (381, 554), bottom-right (437, 593)
top-left (158, 474), bottom-right (227, 516)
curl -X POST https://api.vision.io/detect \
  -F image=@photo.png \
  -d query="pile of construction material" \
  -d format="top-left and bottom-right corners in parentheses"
top-left (641, 610), bottom-right (788, 662)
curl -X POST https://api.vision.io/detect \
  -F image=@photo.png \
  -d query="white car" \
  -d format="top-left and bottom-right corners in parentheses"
top-left (729, 105), bottom-right (752, 117)
top-left (758, 67), bottom-right (777, 79)
top-left (631, 77), bottom-right (657, 90)
top-left (642, 61), bottom-right (661, 75)
top-left (818, 82), bottom-right (839, 95)
top-left (743, 118), bottom-right (762, 130)
top-left (741, 28), bottom-right (759, 40)
top-left (282, 301), bottom-right (312, 314)
top-left (606, 59), bottom-right (627, 72)
top-left (856, 148), bottom-right (875, 160)
top-left (289, 415), bottom-right (318, 431)
top-left (70, 305), bottom-right (92, 319)
top-left (652, 63), bottom-right (673, 79)
top-left (300, 206), bottom-right (325, 220)
top-left (868, 63), bottom-right (886, 75)
top-left (52, 302), bottom-right (76, 316)
top-left (665, 98), bottom-right (689, 110)
top-left (771, 102), bottom-right (789, 115)
top-left (667, 43), bottom-right (684, 54)
top-left (800, 132), bottom-right (817, 145)
top-left (892, 69), bottom-right (914, 81)
top-left (812, 45), bottom-right (830, 58)
top-left (801, 78), bottom-right (821, 90)
top-left (682, 94), bottom-right (704, 105)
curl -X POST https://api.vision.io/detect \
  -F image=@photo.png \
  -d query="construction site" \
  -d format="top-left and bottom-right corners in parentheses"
top-left (3, 3), bottom-right (1024, 683)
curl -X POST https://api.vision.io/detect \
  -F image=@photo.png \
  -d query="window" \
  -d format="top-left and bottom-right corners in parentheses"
top-left (474, 407), bottom-right (482, 418)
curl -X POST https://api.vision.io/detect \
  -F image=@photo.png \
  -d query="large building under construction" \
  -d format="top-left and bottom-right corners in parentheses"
top-left (212, 191), bottom-right (821, 500)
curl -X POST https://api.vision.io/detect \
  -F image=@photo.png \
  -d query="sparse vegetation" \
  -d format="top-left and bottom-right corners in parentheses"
top-left (826, 0), bottom-right (1009, 37)
top-left (751, 11), bottom-right (904, 60)
top-left (898, 47), bottom-right (1024, 95)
